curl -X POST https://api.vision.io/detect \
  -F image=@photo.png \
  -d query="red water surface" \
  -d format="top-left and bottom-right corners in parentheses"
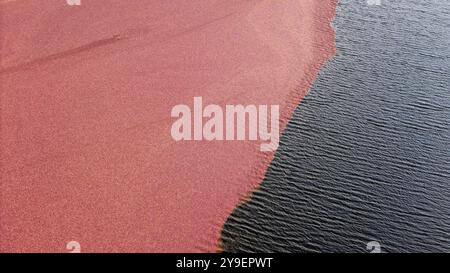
top-left (0, 0), bottom-right (336, 252)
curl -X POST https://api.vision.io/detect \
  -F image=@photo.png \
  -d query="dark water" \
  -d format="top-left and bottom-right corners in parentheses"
top-left (221, 0), bottom-right (450, 253)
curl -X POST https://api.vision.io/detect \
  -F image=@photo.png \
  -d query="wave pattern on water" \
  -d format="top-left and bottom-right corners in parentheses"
top-left (221, 0), bottom-right (450, 253)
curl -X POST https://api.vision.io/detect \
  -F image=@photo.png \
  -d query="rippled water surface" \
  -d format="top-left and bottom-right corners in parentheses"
top-left (221, 0), bottom-right (450, 253)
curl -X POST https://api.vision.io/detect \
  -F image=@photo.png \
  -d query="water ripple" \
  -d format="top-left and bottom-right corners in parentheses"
top-left (221, 0), bottom-right (450, 253)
